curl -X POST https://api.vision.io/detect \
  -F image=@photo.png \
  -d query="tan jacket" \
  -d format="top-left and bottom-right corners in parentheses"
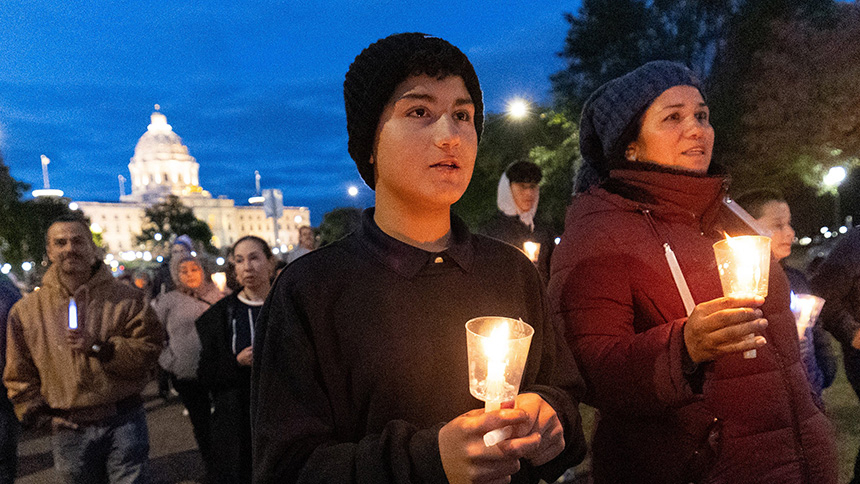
top-left (4, 263), bottom-right (164, 423)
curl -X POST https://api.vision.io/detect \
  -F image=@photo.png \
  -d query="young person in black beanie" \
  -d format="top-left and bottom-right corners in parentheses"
top-left (251, 33), bottom-right (587, 484)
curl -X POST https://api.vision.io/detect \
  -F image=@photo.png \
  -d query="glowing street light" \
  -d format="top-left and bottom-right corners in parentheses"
top-left (348, 186), bottom-right (359, 197)
top-left (32, 155), bottom-right (64, 198)
top-left (506, 98), bottom-right (529, 119)
top-left (823, 166), bottom-right (848, 227)
top-left (823, 166), bottom-right (847, 187)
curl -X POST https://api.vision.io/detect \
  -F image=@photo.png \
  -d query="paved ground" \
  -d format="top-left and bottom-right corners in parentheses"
top-left (15, 382), bottom-right (206, 484)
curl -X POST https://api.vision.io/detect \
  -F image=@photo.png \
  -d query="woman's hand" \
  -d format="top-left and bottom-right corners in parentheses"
top-left (683, 296), bottom-right (768, 364)
top-left (236, 346), bottom-right (253, 367)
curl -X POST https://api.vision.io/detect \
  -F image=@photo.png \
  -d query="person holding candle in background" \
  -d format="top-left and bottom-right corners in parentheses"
top-left (735, 188), bottom-right (836, 399)
top-left (252, 33), bottom-right (587, 484)
top-left (196, 235), bottom-right (276, 484)
top-left (548, 61), bottom-right (836, 483)
top-left (480, 160), bottom-right (554, 283)
top-left (152, 255), bottom-right (224, 480)
top-left (4, 215), bottom-right (164, 483)
top-left (810, 226), bottom-right (860, 484)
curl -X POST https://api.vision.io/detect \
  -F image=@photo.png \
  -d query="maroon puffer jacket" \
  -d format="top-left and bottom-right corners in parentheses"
top-left (548, 168), bottom-right (836, 484)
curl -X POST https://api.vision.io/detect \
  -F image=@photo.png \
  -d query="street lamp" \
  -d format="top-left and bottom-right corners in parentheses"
top-left (348, 185), bottom-right (359, 197)
top-left (506, 98), bottom-right (529, 119)
top-left (823, 166), bottom-right (847, 227)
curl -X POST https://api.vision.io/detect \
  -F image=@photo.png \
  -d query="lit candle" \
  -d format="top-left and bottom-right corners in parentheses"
top-left (68, 298), bottom-right (78, 330)
top-left (713, 234), bottom-right (771, 358)
top-left (483, 323), bottom-right (510, 413)
top-left (522, 241), bottom-right (540, 263)
top-left (211, 272), bottom-right (227, 293)
top-left (466, 317), bottom-right (534, 447)
top-left (790, 293), bottom-right (825, 340)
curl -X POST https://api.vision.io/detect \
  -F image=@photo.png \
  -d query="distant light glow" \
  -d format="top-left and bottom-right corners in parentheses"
top-left (191, 251), bottom-right (197, 257)
top-left (294, 215), bottom-right (303, 224)
top-left (156, 255), bottom-right (164, 263)
top-left (90, 223), bottom-right (102, 234)
top-left (840, 226), bottom-right (848, 234)
top-left (507, 98), bottom-right (529, 119)
top-left (820, 226), bottom-right (829, 234)
top-left (68, 202), bottom-right (79, 210)
top-left (823, 166), bottom-right (847, 187)
top-left (249, 196), bottom-right (265, 204)
top-left (798, 237), bottom-right (812, 246)
top-left (347, 186), bottom-right (359, 197)
top-left (21, 262), bottom-right (32, 272)
top-left (32, 189), bottom-right (64, 197)
top-left (143, 251), bottom-right (152, 261)
top-left (272, 247), bottom-right (280, 255)
top-left (216, 257), bottom-right (225, 266)
top-left (1, 264), bottom-right (10, 274)
top-left (554, 237), bottom-right (561, 245)
top-left (280, 244), bottom-right (288, 252)
top-left (154, 233), bottom-right (163, 241)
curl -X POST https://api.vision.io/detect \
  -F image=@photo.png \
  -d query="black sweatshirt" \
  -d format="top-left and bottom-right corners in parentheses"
top-left (251, 209), bottom-right (586, 483)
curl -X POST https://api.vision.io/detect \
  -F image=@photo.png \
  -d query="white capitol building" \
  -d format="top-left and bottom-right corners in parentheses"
top-left (71, 108), bottom-right (309, 255)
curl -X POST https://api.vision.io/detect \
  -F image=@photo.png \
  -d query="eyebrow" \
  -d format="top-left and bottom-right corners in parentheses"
top-left (660, 102), bottom-right (708, 111)
top-left (396, 93), bottom-right (474, 107)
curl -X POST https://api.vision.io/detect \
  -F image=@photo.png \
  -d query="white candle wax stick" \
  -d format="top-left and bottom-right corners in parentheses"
top-left (484, 425), bottom-right (514, 447)
top-left (743, 333), bottom-right (756, 359)
top-left (68, 298), bottom-right (78, 330)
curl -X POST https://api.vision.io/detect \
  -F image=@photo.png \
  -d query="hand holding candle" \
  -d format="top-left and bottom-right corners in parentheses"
top-left (713, 235), bottom-right (771, 358)
top-left (465, 317), bottom-right (533, 447)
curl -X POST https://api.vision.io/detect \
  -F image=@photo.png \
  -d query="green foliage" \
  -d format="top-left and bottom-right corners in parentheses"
top-left (717, 2), bottom-right (858, 199)
top-left (454, 108), bottom-right (580, 234)
top-left (318, 207), bottom-right (362, 247)
top-left (552, 0), bottom-right (736, 113)
top-left (137, 195), bottom-right (215, 253)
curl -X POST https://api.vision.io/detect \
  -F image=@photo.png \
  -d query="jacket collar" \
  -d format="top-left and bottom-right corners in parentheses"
top-left (356, 207), bottom-right (474, 279)
top-left (41, 262), bottom-right (114, 297)
top-left (597, 163), bottom-right (727, 226)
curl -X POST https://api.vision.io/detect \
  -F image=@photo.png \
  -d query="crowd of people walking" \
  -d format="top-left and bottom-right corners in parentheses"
top-left (1, 31), bottom-right (857, 484)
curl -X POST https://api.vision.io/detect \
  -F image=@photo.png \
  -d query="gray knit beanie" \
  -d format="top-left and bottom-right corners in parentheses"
top-left (575, 61), bottom-right (703, 193)
top-left (344, 33), bottom-right (484, 190)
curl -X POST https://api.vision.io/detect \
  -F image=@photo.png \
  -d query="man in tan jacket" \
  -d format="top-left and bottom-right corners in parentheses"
top-left (4, 216), bottom-right (164, 483)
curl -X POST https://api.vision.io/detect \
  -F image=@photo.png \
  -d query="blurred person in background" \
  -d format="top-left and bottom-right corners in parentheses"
top-left (811, 226), bottom-right (860, 484)
top-left (5, 216), bottom-right (163, 483)
top-left (285, 226), bottom-right (315, 264)
top-left (196, 236), bottom-right (275, 484)
top-left (480, 159), bottom-right (554, 282)
top-left (0, 274), bottom-right (21, 484)
top-left (735, 188), bottom-right (836, 399)
top-left (153, 255), bottom-right (224, 480)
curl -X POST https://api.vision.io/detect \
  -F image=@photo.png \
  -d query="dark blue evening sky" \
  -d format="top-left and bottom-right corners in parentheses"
top-left (0, 1), bottom-right (582, 224)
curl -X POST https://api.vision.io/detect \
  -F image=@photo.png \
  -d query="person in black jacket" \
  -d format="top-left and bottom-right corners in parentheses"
top-left (251, 33), bottom-right (587, 484)
top-left (480, 160), bottom-right (554, 282)
top-left (196, 235), bottom-right (275, 484)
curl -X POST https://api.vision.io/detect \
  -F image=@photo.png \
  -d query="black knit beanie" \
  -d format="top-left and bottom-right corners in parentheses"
top-left (344, 33), bottom-right (484, 190)
top-left (575, 60), bottom-right (703, 193)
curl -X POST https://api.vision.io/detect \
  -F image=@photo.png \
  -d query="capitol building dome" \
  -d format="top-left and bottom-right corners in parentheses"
top-left (124, 106), bottom-right (208, 202)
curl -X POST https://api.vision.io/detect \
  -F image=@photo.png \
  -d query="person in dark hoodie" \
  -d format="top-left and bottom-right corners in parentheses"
top-left (480, 160), bottom-right (554, 282)
top-left (548, 61), bottom-right (836, 484)
top-left (251, 33), bottom-right (587, 484)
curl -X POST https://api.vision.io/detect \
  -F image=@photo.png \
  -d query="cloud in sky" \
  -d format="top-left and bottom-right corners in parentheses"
top-left (0, 0), bottom-right (581, 223)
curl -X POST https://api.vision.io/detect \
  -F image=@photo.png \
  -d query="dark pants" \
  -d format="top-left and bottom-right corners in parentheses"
top-left (843, 345), bottom-right (860, 484)
top-left (0, 397), bottom-right (17, 484)
top-left (171, 377), bottom-right (213, 474)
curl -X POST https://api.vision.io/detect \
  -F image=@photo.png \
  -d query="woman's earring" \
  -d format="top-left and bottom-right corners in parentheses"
top-left (625, 149), bottom-right (636, 162)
